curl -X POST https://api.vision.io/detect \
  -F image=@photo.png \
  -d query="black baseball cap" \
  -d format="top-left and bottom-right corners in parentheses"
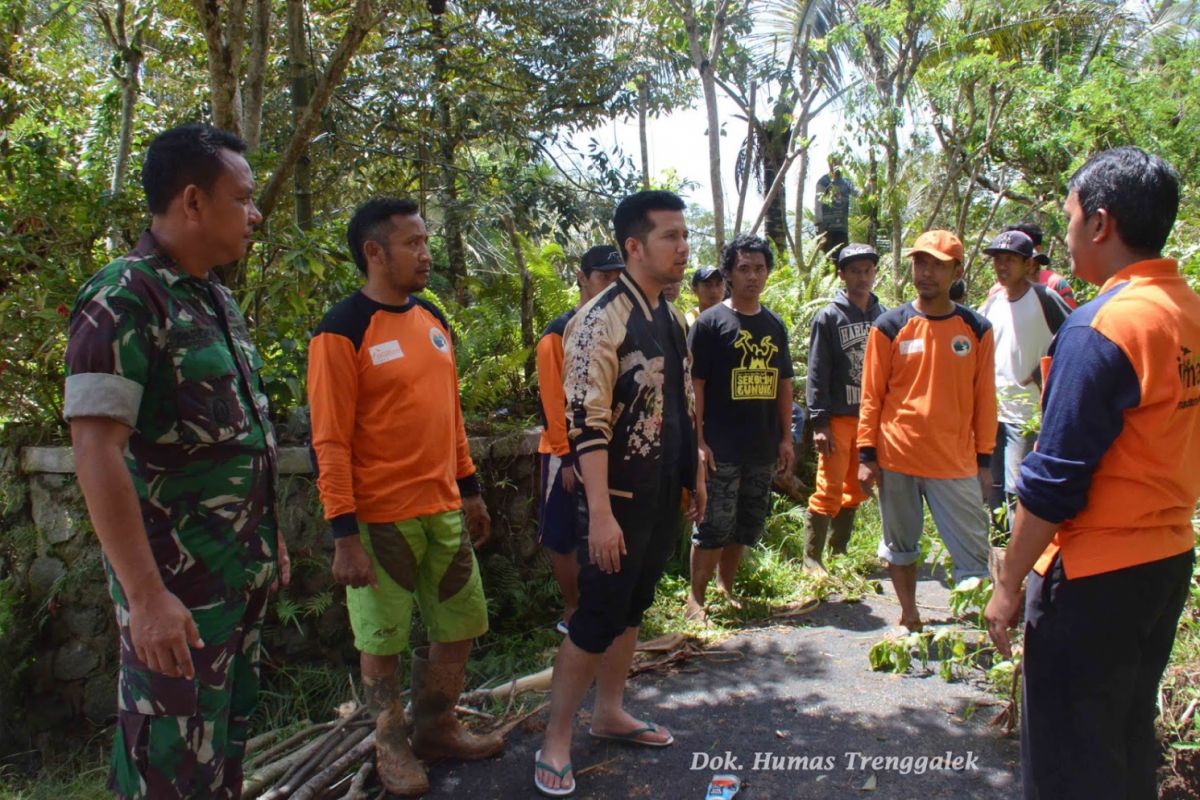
top-left (836, 243), bottom-right (879, 269)
top-left (984, 230), bottom-right (1035, 259)
top-left (580, 245), bottom-right (624, 275)
top-left (691, 266), bottom-right (722, 287)
top-left (1003, 222), bottom-right (1043, 247)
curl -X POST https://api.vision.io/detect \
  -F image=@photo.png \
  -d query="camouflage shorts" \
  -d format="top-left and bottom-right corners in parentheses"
top-left (108, 562), bottom-right (273, 800)
top-left (692, 461), bottom-right (775, 549)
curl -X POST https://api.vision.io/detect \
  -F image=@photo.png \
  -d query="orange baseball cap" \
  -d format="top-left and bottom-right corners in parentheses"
top-left (906, 230), bottom-right (964, 263)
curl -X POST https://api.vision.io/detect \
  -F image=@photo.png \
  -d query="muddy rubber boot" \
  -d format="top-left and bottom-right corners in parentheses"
top-left (363, 674), bottom-right (429, 797)
top-left (410, 647), bottom-right (504, 761)
top-left (828, 507), bottom-right (857, 555)
top-left (802, 510), bottom-right (832, 572)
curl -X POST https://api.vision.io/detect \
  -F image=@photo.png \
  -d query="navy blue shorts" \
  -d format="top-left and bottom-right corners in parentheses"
top-left (538, 454), bottom-right (578, 555)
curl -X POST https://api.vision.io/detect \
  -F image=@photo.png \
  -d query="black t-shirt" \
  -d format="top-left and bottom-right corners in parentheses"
top-left (689, 302), bottom-right (794, 465)
top-left (654, 299), bottom-right (688, 470)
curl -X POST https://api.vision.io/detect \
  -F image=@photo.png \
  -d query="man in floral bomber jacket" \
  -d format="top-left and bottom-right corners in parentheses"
top-left (533, 190), bottom-right (707, 797)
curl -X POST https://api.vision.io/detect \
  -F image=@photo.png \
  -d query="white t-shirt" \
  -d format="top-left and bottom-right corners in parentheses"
top-left (979, 284), bottom-right (1065, 425)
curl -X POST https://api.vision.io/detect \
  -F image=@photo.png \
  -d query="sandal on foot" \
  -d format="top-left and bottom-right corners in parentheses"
top-left (555, 618), bottom-right (570, 636)
top-left (534, 749), bottom-right (575, 798)
top-left (588, 720), bottom-right (674, 747)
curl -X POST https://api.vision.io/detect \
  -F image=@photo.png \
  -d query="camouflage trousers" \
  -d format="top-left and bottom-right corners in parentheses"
top-left (108, 560), bottom-right (274, 800)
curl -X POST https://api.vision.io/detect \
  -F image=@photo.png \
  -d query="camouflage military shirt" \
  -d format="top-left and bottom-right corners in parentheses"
top-left (65, 231), bottom-right (278, 607)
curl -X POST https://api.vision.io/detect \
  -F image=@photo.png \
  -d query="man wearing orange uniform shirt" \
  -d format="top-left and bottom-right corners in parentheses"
top-left (986, 148), bottom-right (1200, 800)
top-left (308, 198), bottom-right (502, 796)
top-left (857, 229), bottom-right (996, 632)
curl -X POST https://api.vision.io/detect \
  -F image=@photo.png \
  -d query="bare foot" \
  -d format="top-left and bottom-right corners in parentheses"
top-left (898, 615), bottom-right (924, 632)
top-left (684, 600), bottom-right (708, 622)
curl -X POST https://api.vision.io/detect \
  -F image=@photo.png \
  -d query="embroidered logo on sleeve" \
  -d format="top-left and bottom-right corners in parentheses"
top-left (369, 339), bottom-right (404, 365)
top-left (429, 327), bottom-right (451, 353)
top-left (899, 339), bottom-right (925, 356)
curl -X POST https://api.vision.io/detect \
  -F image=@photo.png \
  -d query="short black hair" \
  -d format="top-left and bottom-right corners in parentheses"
top-left (720, 233), bottom-right (774, 274)
top-left (142, 123), bottom-right (248, 214)
top-left (1002, 222), bottom-right (1043, 247)
top-left (1067, 146), bottom-right (1179, 255)
top-left (347, 197), bottom-right (420, 275)
top-left (612, 190), bottom-right (686, 260)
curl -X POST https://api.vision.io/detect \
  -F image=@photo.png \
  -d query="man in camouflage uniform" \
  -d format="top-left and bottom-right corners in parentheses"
top-left (65, 123), bottom-right (289, 799)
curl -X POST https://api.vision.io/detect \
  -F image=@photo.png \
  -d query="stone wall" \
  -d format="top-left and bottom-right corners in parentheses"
top-left (0, 430), bottom-right (541, 750)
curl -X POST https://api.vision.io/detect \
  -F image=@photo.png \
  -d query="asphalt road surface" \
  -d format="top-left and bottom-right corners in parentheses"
top-left (417, 571), bottom-right (1021, 799)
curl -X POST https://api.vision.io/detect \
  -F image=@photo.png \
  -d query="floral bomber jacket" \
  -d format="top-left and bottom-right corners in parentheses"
top-left (563, 271), bottom-right (698, 500)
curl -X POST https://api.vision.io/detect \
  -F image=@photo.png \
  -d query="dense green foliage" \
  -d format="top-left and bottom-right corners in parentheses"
top-left (3, 0), bottom-right (1200, 435)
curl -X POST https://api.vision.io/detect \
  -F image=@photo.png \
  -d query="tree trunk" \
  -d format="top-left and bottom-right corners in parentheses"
top-left (440, 134), bottom-right (468, 305)
top-left (238, 0), bottom-right (382, 289)
top-left (112, 47), bottom-right (141, 198)
top-left (676, 0), bottom-right (731, 254)
top-left (286, 0), bottom-right (313, 230)
top-left (886, 122), bottom-right (903, 301)
top-left (96, 0), bottom-right (150, 251)
top-left (963, 171), bottom-right (1007, 297)
top-left (638, 78), bottom-right (650, 190)
top-left (733, 81), bottom-right (756, 237)
top-left (792, 129), bottom-right (809, 275)
top-left (501, 214), bottom-right (535, 382)
top-left (192, 0), bottom-right (248, 136)
top-left (430, 12), bottom-right (468, 304)
top-left (864, 147), bottom-right (880, 249)
top-left (256, 0), bottom-right (382, 221)
top-left (243, 0), bottom-right (271, 151)
top-left (699, 66), bottom-right (726, 253)
top-left (761, 124), bottom-right (789, 253)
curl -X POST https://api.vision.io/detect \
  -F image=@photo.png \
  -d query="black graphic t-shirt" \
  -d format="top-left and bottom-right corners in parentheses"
top-left (689, 302), bottom-right (794, 465)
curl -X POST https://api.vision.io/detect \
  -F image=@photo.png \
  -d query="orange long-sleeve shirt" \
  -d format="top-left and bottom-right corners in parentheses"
top-left (307, 291), bottom-right (477, 537)
top-left (857, 303), bottom-right (997, 479)
top-left (536, 309), bottom-right (574, 457)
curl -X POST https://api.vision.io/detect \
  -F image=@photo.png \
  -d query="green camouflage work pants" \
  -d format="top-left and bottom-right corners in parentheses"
top-left (108, 560), bottom-right (274, 799)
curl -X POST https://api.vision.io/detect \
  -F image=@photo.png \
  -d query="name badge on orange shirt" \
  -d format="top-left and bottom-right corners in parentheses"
top-left (899, 339), bottom-right (925, 355)
top-left (369, 339), bottom-right (404, 365)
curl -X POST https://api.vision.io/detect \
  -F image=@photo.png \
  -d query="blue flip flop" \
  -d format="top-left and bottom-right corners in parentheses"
top-left (534, 749), bottom-right (575, 798)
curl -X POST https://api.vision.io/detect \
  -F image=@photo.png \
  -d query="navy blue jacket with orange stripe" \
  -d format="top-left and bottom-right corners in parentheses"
top-left (1019, 259), bottom-right (1200, 578)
